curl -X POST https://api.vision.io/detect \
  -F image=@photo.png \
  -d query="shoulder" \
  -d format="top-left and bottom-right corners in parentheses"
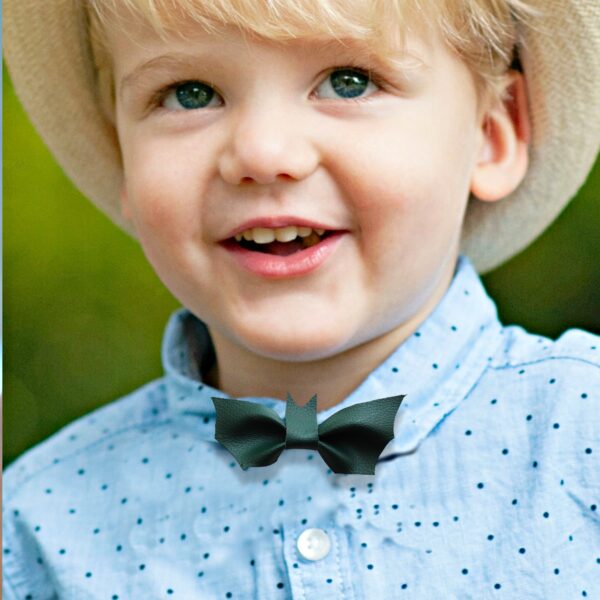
top-left (482, 324), bottom-right (599, 427)
top-left (489, 323), bottom-right (600, 376)
top-left (3, 377), bottom-right (170, 503)
top-left (477, 325), bottom-right (599, 492)
top-left (469, 324), bottom-right (599, 440)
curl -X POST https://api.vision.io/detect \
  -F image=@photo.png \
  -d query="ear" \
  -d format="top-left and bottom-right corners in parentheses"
top-left (119, 183), bottom-right (133, 222)
top-left (470, 71), bottom-right (531, 202)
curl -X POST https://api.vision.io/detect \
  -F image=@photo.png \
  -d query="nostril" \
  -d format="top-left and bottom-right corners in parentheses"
top-left (239, 173), bottom-right (294, 184)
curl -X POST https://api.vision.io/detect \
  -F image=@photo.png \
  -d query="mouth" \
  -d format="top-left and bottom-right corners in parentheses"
top-left (221, 226), bottom-right (339, 257)
top-left (219, 225), bottom-right (348, 278)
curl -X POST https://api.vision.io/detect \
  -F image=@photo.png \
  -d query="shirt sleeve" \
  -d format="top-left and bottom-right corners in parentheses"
top-left (550, 330), bottom-right (600, 591)
top-left (562, 355), bottom-right (600, 517)
top-left (3, 478), bottom-right (58, 600)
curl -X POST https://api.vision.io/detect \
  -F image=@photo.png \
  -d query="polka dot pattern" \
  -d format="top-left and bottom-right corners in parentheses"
top-left (3, 256), bottom-right (599, 598)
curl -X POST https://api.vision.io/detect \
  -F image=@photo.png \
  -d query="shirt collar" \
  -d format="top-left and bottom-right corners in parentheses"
top-left (162, 254), bottom-right (505, 453)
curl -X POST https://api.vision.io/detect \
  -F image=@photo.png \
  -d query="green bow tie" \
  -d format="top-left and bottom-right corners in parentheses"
top-left (211, 393), bottom-right (405, 475)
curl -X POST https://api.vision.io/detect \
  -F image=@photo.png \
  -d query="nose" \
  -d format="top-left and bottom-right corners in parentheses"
top-left (218, 103), bottom-right (320, 185)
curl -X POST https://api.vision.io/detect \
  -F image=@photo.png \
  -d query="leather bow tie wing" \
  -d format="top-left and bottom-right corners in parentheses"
top-left (317, 395), bottom-right (405, 475)
top-left (211, 393), bottom-right (405, 475)
top-left (211, 397), bottom-right (287, 469)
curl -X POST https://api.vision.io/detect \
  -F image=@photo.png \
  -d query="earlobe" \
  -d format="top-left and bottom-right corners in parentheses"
top-left (470, 71), bottom-right (530, 202)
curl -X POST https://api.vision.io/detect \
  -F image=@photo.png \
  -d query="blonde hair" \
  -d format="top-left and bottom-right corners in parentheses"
top-left (87, 0), bottom-right (542, 119)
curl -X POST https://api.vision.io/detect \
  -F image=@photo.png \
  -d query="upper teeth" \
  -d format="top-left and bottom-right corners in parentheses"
top-left (234, 226), bottom-right (325, 243)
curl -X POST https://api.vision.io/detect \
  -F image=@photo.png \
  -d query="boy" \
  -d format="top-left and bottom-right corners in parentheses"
top-left (3, 0), bottom-right (599, 598)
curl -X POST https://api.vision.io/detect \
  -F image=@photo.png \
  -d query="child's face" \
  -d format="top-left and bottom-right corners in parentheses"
top-left (110, 15), bottom-right (489, 363)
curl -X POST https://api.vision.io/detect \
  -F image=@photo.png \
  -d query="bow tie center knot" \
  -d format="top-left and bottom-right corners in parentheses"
top-left (284, 394), bottom-right (319, 450)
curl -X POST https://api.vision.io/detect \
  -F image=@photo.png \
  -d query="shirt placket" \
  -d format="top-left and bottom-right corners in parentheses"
top-left (283, 520), bottom-right (355, 599)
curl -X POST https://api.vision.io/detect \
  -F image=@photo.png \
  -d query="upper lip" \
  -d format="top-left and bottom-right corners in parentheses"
top-left (220, 216), bottom-right (346, 241)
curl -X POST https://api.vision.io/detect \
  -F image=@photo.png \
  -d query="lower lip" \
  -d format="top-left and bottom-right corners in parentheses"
top-left (219, 232), bottom-right (347, 279)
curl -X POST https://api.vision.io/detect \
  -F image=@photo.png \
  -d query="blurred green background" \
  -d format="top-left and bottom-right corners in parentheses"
top-left (4, 61), bottom-right (600, 467)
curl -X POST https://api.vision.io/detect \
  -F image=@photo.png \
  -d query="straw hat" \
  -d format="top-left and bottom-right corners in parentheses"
top-left (4, 1), bottom-right (600, 274)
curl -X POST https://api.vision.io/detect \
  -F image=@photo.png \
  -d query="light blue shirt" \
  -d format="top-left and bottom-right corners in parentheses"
top-left (3, 254), bottom-right (599, 599)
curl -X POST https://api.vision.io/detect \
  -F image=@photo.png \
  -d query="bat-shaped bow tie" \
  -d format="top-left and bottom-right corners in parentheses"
top-left (211, 393), bottom-right (405, 475)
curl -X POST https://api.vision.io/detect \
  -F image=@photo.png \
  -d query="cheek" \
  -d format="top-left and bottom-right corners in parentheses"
top-left (123, 139), bottom-right (204, 242)
top-left (343, 111), bottom-right (476, 217)
top-left (328, 117), bottom-right (475, 283)
top-left (331, 135), bottom-right (441, 250)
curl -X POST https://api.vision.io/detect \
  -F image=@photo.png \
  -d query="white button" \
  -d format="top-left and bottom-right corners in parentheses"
top-left (296, 528), bottom-right (331, 561)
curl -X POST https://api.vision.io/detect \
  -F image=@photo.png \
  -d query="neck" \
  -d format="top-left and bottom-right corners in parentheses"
top-left (204, 272), bottom-right (452, 412)
top-left (205, 325), bottom-right (408, 413)
top-left (204, 259), bottom-right (456, 413)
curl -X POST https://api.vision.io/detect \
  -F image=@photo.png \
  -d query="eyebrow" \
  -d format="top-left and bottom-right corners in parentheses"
top-left (119, 52), bottom-right (212, 100)
top-left (322, 37), bottom-right (428, 68)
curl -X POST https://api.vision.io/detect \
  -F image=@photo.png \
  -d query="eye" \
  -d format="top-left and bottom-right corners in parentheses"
top-left (162, 80), bottom-right (222, 110)
top-left (316, 68), bottom-right (379, 100)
